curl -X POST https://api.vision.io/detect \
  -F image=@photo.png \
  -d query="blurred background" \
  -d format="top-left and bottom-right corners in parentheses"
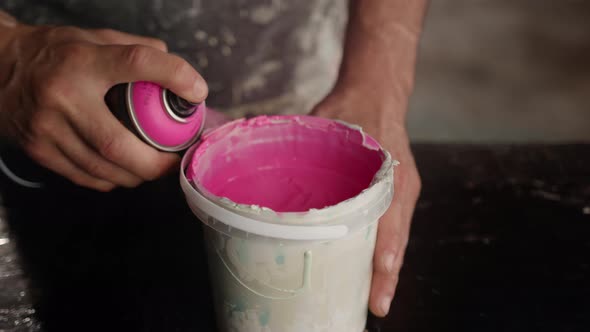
top-left (408, 0), bottom-right (590, 143)
top-left (0, 1), bottom-right (589, 331)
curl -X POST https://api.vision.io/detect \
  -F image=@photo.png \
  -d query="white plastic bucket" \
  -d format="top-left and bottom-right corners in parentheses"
top-left (180, 115), bottom-right (395, 332)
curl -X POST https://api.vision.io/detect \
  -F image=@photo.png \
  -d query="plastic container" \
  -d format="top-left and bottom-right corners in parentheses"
top-left (180, 115), bottom-right (396, 332)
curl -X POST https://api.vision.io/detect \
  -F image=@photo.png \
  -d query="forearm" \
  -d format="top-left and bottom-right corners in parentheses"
top-left (337, 0), bottom-right (428, 123)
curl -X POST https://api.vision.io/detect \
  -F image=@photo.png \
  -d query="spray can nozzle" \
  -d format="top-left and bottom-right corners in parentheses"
top-left (163, 89), bottom-right (199, 120)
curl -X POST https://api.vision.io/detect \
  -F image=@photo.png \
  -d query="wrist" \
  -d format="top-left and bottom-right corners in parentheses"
top-left (326, 77), bottom-right (409, 126)
top-left (313, 86), bottom-right (408, 137)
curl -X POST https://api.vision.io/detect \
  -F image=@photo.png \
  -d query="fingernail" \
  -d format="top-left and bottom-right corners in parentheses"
top-left (382, 251), bottom-right (395, 273)
top-left (380, 296), bottom-right (392, 316)
top-left (193, 78), bottom-right (208, 100)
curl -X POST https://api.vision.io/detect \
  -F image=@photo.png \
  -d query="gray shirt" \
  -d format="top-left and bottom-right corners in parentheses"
top-left (1, 0), bottom-right (348, 118)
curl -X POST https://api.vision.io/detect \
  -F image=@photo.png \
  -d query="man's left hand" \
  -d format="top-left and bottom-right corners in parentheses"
top-left (311, 86), bottom-right (421, 317)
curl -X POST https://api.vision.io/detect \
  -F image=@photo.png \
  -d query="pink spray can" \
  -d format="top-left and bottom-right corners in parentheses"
top-left (105, 82), bottom-right (206, 152)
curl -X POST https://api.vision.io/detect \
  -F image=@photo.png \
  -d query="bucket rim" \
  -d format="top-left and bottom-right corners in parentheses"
top-left (179, 116), bottom-right (396, 241)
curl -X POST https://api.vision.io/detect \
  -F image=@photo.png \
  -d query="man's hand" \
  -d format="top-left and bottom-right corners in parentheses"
top-left (0, 17), bottom-right (208, 191)
top-left (313, 0), bottom-right (427, 317)
top-left (312, 87), bottom-right (421, 317)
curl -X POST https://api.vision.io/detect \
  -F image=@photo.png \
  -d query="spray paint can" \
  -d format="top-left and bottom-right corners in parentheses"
top-left (105, 82), bottom-right (206, 152)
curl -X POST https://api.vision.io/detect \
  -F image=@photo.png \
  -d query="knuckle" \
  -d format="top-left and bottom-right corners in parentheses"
top-left (34, 75), bottom-right (68, 106)
top-left (28, 111), bottom-right (54, 137)
top-left (143, 157), bottom-right (173, 181)
top-left (93, 29), bottom-right (122, 44)
top-left (122, 177), bottom-right (143, 188)
top-left (94, 28), bottom-right (116, 38)
top-left (56, 26), bottom-right (81, 38)
top-left (97, 135), bottom-right (122, 160)
top-left (84, 160), bottom-right (105, 178)
top-left (122, 45), bottom-right (151, 69)
top-left (150, 38), bottom-right (167, 51)
top-left (413, 171), bottom-right (422, 187)
top-left (59, 42), bottom-right (92, 66)
top-left (45, 26), bottom-right (82, 42)
top-left (27, 26), bottom-right (53, 46)
top-left (24, 141), bottom-right (49, 164)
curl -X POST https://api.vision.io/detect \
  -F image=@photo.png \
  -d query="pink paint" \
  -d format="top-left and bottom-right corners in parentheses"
top-left (187, 115), bottom-right (386, 213)
top-left (131, 82), bottom-right (205, 147)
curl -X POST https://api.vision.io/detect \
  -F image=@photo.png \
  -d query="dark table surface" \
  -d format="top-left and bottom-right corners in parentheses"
top-left (0, 144), bottom-right (589, 332)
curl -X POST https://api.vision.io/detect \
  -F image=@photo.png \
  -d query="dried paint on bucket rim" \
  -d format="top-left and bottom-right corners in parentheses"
top-left (180, 115), bottom-right (397, 241)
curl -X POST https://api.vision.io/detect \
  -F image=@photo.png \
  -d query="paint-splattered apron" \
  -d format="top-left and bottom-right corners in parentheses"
top-left (1, 0), bottom-right (348, 117)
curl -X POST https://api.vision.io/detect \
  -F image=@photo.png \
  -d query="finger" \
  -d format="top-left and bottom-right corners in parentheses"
top-left (370, 266), bottom-right (400, 318)
top-left (369, 157), bottom-right (420, 316)
top-left (369, 202), bottom-right (407, 317)
top-left (97, 44), bottom-right (207, 103)
top-left (89, 28), bottom-right (168, 51)
top-left (67, 97), bottom-right (180, 181)
top-left (27, 141), bottom-right (115, 192)
top-left (53, 115), bottom-right (144, 187)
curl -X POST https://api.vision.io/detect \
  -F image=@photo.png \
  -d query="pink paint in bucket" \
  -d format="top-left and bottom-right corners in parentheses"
top-left (180, 115), bottom-right (396, 332)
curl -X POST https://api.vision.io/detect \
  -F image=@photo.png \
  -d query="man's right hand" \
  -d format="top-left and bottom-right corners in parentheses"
top-left (0, 23), bottom-right (208, 191)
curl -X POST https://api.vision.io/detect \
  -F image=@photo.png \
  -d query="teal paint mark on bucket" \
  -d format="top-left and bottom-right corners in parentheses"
top-left (228, 297), bottom-right (247, 316)
top-left (259, 310), bottom-right (270, 326)
top-left (237, 239), bottom-right (248, 264)
top-left (365, 224), bottom-right (373, 240)
top-left (275, 254), bottom-right (285, 265)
